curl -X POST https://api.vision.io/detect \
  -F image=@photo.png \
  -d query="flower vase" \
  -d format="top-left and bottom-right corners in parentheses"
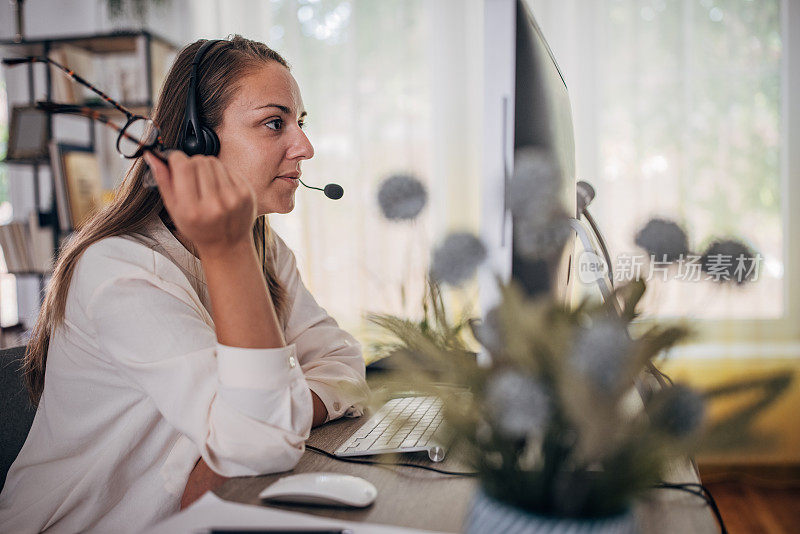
top-left (464, 488), bottom-right (637, 534)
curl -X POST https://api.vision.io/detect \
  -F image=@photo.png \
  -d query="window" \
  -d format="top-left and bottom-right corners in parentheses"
top-left (532, 0), bottom-right (797, 343)
top-left (256, 0), bottom-right (483, 343)
top-left (598, 0), bottom-right (782, 320)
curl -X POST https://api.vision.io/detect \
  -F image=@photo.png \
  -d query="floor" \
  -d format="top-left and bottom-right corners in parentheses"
top-left (699, 466), bottom-right (800, 534)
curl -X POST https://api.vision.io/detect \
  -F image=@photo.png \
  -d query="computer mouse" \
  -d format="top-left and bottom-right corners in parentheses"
top-left (258, 472), bottom-right (378, 508)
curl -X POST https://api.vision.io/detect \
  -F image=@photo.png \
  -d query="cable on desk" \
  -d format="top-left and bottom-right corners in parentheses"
top-left (307, 446), bottom-right (727, 531)
top-left (305, 445), bottom-right (478, 477)
top-left (654, 482), bottom-right (727, 534)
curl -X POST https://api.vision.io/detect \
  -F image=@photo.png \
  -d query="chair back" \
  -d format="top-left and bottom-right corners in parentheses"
top-left (0, 345), bottom-right (36, 490)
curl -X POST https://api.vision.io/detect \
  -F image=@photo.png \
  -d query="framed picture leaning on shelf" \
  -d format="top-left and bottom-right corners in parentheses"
top-left (6, 106), bottom-right (49, 161)
top-left (48, 142), bottom-right (103, 232)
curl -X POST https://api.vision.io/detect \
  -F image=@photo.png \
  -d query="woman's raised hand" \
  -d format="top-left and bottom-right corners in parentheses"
top-left (145, 150), bottom-right (286, 353)
top-left (144, 151), bottom-right (256, 257)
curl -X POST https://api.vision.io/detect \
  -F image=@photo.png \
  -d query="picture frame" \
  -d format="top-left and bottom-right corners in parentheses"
top-left (6, 106), bottom-right (49, 161)
top-left (48, 142), bottom-right (103, 232)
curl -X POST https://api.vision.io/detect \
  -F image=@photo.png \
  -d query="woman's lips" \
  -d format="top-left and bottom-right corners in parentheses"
top-left (276, 176), bottom-right (299, 185)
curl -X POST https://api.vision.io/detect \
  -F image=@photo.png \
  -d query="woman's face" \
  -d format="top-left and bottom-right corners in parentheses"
top-left (216, 62), bottom-right (314, 215)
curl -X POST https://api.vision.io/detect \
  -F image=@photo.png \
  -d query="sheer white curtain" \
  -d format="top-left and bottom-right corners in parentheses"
top-left (529, 0), bottom-right (791, 343)
top-left (191, 0), bottom-right (483, 349)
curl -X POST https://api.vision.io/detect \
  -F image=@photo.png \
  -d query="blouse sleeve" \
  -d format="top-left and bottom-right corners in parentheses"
top-left (275, 236), bottom-right (369, 422)
top-left (83, 241), bottom-right (314, 477)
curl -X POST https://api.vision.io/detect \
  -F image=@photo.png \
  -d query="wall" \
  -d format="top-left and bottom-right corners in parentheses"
top-left (663, 356), bottom-right (800, 466)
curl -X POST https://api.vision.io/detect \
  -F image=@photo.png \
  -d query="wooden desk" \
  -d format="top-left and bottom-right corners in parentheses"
top-left (215, 415), bottom-right (719, 533)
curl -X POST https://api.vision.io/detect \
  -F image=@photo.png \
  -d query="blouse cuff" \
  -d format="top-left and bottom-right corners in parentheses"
top-left (216, 343), bottom-right (300, 390)
top-left (307, 379), bottom-right (364, 422)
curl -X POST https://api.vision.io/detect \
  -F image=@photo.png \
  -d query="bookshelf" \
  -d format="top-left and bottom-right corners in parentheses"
top-left (0, 30), bottom-right (178, 338)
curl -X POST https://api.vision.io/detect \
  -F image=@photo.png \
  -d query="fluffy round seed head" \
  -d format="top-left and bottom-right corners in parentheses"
top-left (485, 369), bottom-right (551, 440)
top-left (430, 232), bottom-right (487, 286)
top-left (507, 148), bottom-right (571, 260)
top-left (700, 238), bottom-right (759, 285)
top-left (473, 306), bottom-right (503, 356)
top-left (634, 218), bottom-right (690, 262)
top-left (377, 173), bottom-right (428, 221)
top-left (652, 384), bottom-right (706, 437)
top-left (571, 319), bottom-right (633, 391)
top-left (508, 147), bottom-right (562, 224)
top-left (513, 209), bottom-right (573, 261)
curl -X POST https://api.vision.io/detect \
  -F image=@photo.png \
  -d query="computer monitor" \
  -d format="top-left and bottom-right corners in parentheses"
top-left (480, 0), bottom-right (577, 314)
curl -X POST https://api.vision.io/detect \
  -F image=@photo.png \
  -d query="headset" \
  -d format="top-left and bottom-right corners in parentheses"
top-left (179, 39), bottom-right (224, 156)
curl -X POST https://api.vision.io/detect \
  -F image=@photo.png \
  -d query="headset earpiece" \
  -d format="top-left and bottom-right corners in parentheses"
top-left (181, 118), bottom-right (220, 156)
top-left (179, 39), bottom-right (224, 156)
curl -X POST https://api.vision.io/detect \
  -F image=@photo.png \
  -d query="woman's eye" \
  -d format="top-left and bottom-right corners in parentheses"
top-left (265, 118), bottom-right (306, 131)
top-left (265, 118), bottom-right (283, 131)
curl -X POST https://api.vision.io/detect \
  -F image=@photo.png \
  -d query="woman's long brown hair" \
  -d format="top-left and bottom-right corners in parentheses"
top-left (24, 36), bottom-right (292, 403)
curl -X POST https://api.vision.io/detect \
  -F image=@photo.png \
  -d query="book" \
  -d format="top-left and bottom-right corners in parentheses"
top-left (28, 210), bottom-right (54, 273)
top-left (49, 44), bottom-right (96, 104)
top-left (0, 217), bottom-right (53, 274)
top-left (0, 224), bottom-right (23, 272)
top-left (49, 140), bottom-right (74, 232)
top-left (10, 223), bottom-right (29, 271)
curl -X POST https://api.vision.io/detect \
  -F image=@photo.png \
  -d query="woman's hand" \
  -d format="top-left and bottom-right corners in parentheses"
top-left (144, 151), bottom-right (256, 257)
top-left (146, 150), bottom-right (285, 349)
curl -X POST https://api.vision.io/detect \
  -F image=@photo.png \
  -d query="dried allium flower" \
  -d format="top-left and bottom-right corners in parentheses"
top-left (430, 232), bottom-right (487, 286)
top-left (508, 147), bottom-right (562, 224)
top-left (700, 238), bottom-right (759, 285)
top-left (472, 306), bottom-right (503, 355)
top-left (507, 148), bottom-right (571, 260)
top-left (634, 218), bottom-right (690, 262)
top-left (571, 319), bottom-right (633, 391)
top-left (485, 369), bottom-right (550, 439)
top-left (651, 384), bottom-right (706, 437)
top-left (377, 173), bottom-right (428, 221)
top-left (513, 210), bottom-right (573, 260)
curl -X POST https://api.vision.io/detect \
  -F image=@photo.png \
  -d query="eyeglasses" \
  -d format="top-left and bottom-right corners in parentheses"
top-left (2, 55), bottom-right (167, 163)
top-left (34, 101), bottom-right (165, 162)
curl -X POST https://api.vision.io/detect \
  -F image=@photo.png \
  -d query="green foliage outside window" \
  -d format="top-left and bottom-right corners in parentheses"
top-left (603, 0), bottom-right (781, 241)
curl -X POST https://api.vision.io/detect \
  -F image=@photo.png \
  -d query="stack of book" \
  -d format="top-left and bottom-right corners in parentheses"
top-left (0, 212), bottom-right (54, 274)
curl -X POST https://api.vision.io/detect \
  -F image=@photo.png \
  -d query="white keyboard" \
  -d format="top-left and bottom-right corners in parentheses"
top-left (334, 396), bottom-right (447, 462)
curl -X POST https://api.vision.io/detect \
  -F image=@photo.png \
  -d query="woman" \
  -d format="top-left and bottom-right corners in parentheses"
top-left (0, 36), bottom-right (367, 533)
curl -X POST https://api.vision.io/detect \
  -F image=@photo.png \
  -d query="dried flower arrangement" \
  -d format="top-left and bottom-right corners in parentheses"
top-left (369, 278), bottom-right (791, 519)
top-left (368, 153), bottom-right (792, 526)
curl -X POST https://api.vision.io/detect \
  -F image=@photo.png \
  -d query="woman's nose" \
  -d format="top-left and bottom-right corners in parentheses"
top-left (287, 127), bottom-right (314, 160)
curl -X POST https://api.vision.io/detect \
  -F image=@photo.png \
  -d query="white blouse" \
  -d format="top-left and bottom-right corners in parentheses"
top-left (0, 214), bottom-right (367, 533)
